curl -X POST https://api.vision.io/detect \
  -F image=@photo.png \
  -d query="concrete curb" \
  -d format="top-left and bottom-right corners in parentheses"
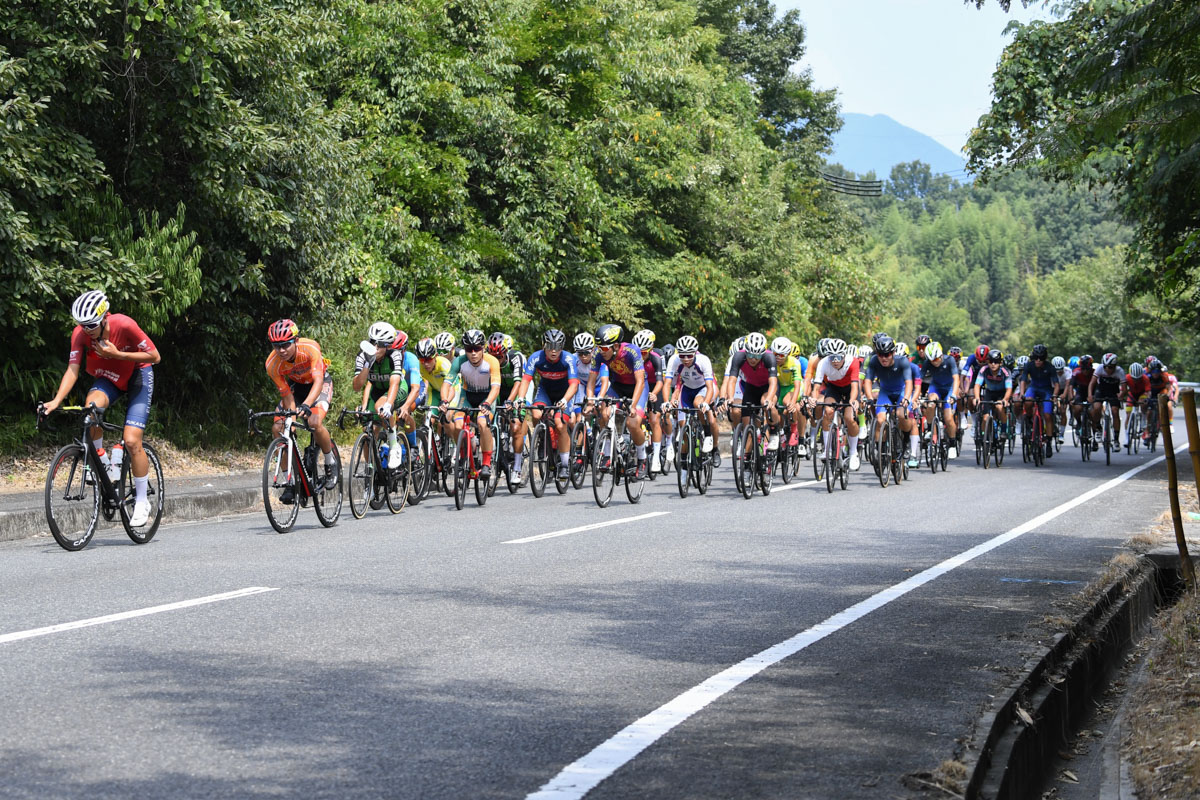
top-left (963, 552), bottom-right (1195, 799)
top-left (0, 487), bottom-right (260, 543)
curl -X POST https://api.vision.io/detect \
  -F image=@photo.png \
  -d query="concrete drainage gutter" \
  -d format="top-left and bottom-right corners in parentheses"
top-left (963, 550), bottom-right (1194, 800)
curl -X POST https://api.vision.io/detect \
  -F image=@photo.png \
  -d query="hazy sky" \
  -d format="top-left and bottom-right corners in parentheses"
top-left (780, 1), bottom-right (1055, 157)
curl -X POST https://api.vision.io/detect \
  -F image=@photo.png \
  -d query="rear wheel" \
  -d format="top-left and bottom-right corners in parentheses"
top-left (45, 444), bottom-right (100, 551)
top-left (530, 425), bottom-right (549, 498)
top-left (592, 428), bottom-right (615, 508)
top-left (982, 417), bottom-right (993, 469)
top-left (731, 425), bottom-right (748, 496)
top-left (262, 438), bottom-right (299, 534)
top-left (812, 425), bottom-right (825, 481)
top-left (386, 441), bottom-right (410, 514)
top-left (454, 430), bottom-right (470, 510)
top-left (348, 434), bottom-right (372, 519)
top-left (120, 443), bottom-right (165, 543)
top-left (624, 449), bottom-right (645, 504)
top-left (409, 434), bottom-right (429, 505)
top-left (312, 446), bottom-right (343, 527)
top-left (569, 421), bottom-right (589, 489)
top-left (825, 424), bottom-right (839, 494)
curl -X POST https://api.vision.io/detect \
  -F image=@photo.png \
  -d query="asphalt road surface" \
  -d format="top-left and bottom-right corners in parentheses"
top-left (1, 420), bottom-right (1187, 799)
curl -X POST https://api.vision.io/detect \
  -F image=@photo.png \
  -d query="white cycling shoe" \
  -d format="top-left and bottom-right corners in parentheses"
top-left (129, 499), bottom-right (152, 528)
top-left (849, 453), bottom-right (861, 471)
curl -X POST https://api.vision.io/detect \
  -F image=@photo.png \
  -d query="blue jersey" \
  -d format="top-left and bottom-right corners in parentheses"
top-left (867, 355), bottom-right (913, 395)
top-left (399, 350), bottom-right (423, 392)
top-left (922, 357), bottom-right (959, 388)
top-left (975, 366), bottom-right (1013, 392)
top-left (960, 353), bottom-right (984, 385)
top-left (524, 349), bottom-right (580, 389)
top-left (1020, 361), bottom-right (1060, 390)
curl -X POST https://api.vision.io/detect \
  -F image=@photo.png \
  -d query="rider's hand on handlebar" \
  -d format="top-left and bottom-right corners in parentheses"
top-left (299, 403), bottom-right (312, 419)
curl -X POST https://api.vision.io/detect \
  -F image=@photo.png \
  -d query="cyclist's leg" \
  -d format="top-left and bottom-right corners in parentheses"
top-left (85, 378), bottom-right (119, 451)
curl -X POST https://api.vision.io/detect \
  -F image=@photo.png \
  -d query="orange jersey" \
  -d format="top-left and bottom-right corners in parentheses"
top-left (265, 338), bottom-right (328, 395)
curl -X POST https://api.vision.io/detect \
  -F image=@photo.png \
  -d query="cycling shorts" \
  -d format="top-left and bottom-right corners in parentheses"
top-left (1024, 387), bottom-right (1054, 415)
top-left (981, 389), bottom-right (1008, 406)
top-left (680, 384), bottom-right (704, 409)
top-left (276, 376), bottom-right (333, 422)
top-left (819, 382), bottom-right (852, 406)
top-left (605, 381), bottom-right (648, 417)
top-left (534, 383), bottom-right (578, 413)
top-left (90, 365), bottom-right (154, 431)
top-left (926, 383), bottom-right (956, 409)
top-left (874, 391), bottom-right (905, 416)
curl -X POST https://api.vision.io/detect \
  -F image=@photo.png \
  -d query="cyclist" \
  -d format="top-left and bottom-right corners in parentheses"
top-left (770, 337), bottom-right (805, 456)
top-left (662, 335), bottom-right (721, 467)
top-left (1051, 356), bottom-right (1071, 443)
top-left (811, 339), bottom-right (861, 470)
top-left (515, 328), bottom-right (582, 481)
top-left (416, 336), bottom-right (458, 441)
top-left (435, 331), bottom-right (465, 361)
top-left (1147, 359), bottom-right (1178, 436)
top-left (633, 329), bottom-right (668, 475)
top-left (41, 290), bottom-right (162, 527)
top-left (920, 342), bottom-right (962, 459)
top-left (263, 318), bottom-right (338, 499)
top-left (1123, 362), bottom-right (1150, 449)
top-left (958, 345), bottom-right (989, 434)
top-left (1067, 354), bottom-right (1095, 438)
top-left (863, 335), bottom-right (916, 469)
top-left (352, 322), bottom-right (419, 469)
top-left (1017, 344), bottom-right (1060, 459)
top-left (1088, 353), bottom-right (1126, 451)
top-left (442, 329), bottom-right (502, 480)
top-left (659, 341), bottom-right (678, 458)
top-left (489, 332), bottom-right (529, 407)
top-left (725, 332), bottom-right (783, 452)
top-left (720, 336), bottom-right (747, 402)
top-left (973, 350), bottom-right (1013, 447)
top-left (585, 324), bottom-right (650, 479)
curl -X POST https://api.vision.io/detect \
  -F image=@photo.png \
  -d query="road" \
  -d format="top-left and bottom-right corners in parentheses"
top-left (0, 422), bottom-right (1187, 799)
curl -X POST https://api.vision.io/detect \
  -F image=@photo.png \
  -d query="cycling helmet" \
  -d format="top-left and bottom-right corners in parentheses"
top-left (1068, 356), bottom-right (1080, 369)
top-left (1148, 359), bottom-right (1163, 372)
top-left (543, 328), bottom-right (566, 349)
top-left (949, 346), bottom-right (963, 358)
top-left (1145, 354), bottom-right (1158, 368)
top-left (394, 330), bottom-right (409, 350)
top-left (676, 335), bottom-right (699, 355)
top-left (829, 339), bottom-right (849, 359)
top-left (874, 335), bottom-right (896, 355)
top-left (791, 343), bottom-right (804, 359)
top-left (975, 345), bottom-right (990, 362)
top-left (988, 350), bottom-right (1003, 364)
top-left (574, 332), bottom-right (595, 352)
top-left (1003, 354), bottom-right (1016, 369)
top-left (434, 332), bottom-right (456, 352)
top-left (267, 318), bottom-right (299, 343)
top-left (871, 332), bottom-right (887, 346)
top-left (771, 336), bottom-right (793, 357)
top-left (632, 329), bottom-right (655, 350)
top-left (1051, 356), bottom-right (1065, 370)
top-left (661, 343), bottom-right (676, 360)
top-left (729, 336), bottom-right (746, 356)
top-left (462, 329), bottom-right (486, 348)
top-left (895, 342), bottom-right (909, 358)
top-left (1129, 362), bottom-right (1144, 379)
top-left (1101, 352), bottom-right (1118, 367)
top-left (71, 290), bottom-right (109, 327)
top-left (915, 333), bottom-right (932, 347)
top-left (744, 332), bottom-right (768, 357)
top-left (367, 321), bottom-right (397, 347)
top-left (926, 341), bottom-right (944, 361)
top-left (857, 344), bottom-right (872, 359)
top-left (416, 337), bottom-right (437, 359)
top-left (502, 334), bottom-right (514, 351)
top-left (487, 332), bottom-right (507, 357)
top-left (595, 323), bottom-right (622, 346)
top-left (1030, 343), bottom-right (1049, 360)
top-left (1016, 355), bottom-right (1029, 370)
top-left (1079, 353), bottom-right (1093, 367)
top-left (816, 337), bottom-right (835, 358)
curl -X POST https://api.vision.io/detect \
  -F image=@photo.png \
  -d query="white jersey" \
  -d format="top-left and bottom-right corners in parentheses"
top-left (665, 353), bottom-right (715, 390)
top-left (813, 356), bottom-right (854, 386)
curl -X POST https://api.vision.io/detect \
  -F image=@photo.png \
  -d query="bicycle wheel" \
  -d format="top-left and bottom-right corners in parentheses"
top-left (1080, 416), bottom-right (1090, 462)
top-left (826, 424), bottom-right (839, 494)
top-left (592, 428), bottom-right (615, 508)
top-left (262, 437), bottom-right (300, 534)
top-left (440, 435), bottom-right (456, 497)
top-left (1032, 417), bottom-right (1045, 467)
top-left (740, 427), bottom-right (757, 499)
top-left (877, 421), bottom-right (891, 488)
top-left (45, 443), bottom-right (100, 551)
top-left (676, 427), bottom-right (692, 498)
top-left (939, 422), bottom-right (950, 471)
top-left (119, 443), bottom-right (164, 544)
top-left (811, 427), bottom-right (825, 481)
top-left (994, 423), bottom-right (1006, 467)
top-left (759, 429), bottom-right (774, 496)
top-left (474, 448), bottom-right (489, 507)
top-left (409, 434), bottom-right (429, 505)
top-left (892, 422), bottom-right (905, 484)
top-left (1131, 414), bottom-right (1141, 453)
top-left (347, 434), bottom-right (372, 519)
top-left (312, 446), bottom-right (343, 527)
top-left (982, 418), bottom-right (992, 469)
top-left (731, 425), bottom-right (747, 496)
top-left (452, 430), bottom-right (470, 510)
top-left (1103, 414), bottom-right (1112, 466)
top-left (700, 447), bottom-right (713, 494)
top-left (488, 425), bottom-right (505, 498)
top-left (569, 421), bottom-right (589, 489)
top-left (387, 442), bottom-right (411, 513)
top-left (529, 425), bottom-right (549, 498)
top-left (624, 454), bottom-right (645, 504)
top-left (928, 419), bottom-right (939, 474)
top-left (509, 432), bottom-right (528, 493)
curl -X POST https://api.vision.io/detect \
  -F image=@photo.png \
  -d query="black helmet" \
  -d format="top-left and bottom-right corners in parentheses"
top-left (915, 333), bottom-right (932, 346)
top-left (596, 323), bottom-right (622, 346)
top-left (871, 331), bottom-right (887, 345)
top-left (463, 329), bottom-right (486, 348)
top-left (661, 343), bottom-right (676, 361)
top-left (1003, 353), bottom-right (1015, 368)
top-left (543, 328), bottom-right (566, 349)
top-left (874, 335), bottom-right (896, 355)
top-left (1031, 343), bottom-right (1049, 360)
top-left (988, 349), bottom-right (1003, 364)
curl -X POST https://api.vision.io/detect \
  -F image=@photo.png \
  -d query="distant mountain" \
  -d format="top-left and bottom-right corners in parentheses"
top-left (827, 113), bottom-right (966, 181)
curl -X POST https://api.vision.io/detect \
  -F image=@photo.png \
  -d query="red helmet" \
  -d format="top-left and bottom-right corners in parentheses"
top-left (389, 330), bottom-right (409, 351)
top-left (975, 345), bottom-right (989, 362)
top-left (267, 319), bottom-right (299, 343)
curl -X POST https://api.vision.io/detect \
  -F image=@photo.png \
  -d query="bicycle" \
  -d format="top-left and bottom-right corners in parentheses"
top-left (730, 403), bottom-right (776, 499)
top-left (872, 402), bottom-right (908, 488)
top-left (673, 406), bottom-right (715, 498)
top-left (568, 410), bottom-right (593, 490)
top-left (977, 400), bottom-right (1007, 469)
top-left (1126, 400), bottom-right (1145, 454)
top-left (488, 403), bottom-right (524, 497)
top-left (1078, 404), bottom-right (1092, 463)
top-left (1096, 398), bottom-right (1118, 466)
top-left (922, 399), bottom-right (948, 474)
top-left (338, 408), bottom-right (410, 518)
top-left (445, 406), bottom-right (490, 509)
top-left (1021, 406), bottom-right (1048, 468)
top-left (589, 398), bottom-right (646, 507)
top-left (249, 409), bottom-right (343, 532)
top-left (37, 403), bottom-right (164, 551)
top-left (525, 402), bottom-right (572, 497)
top-left (1145, 396), bottom-right (1160, 452)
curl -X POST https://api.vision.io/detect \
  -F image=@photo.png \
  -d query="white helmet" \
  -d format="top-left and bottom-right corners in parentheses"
top-left (895, 342), bottom-right (909, 358)
top-left (771, 336), bottom-right (792, 357)
top-left (816, 338), bottom-right (835, 358)
top-left (71, 290), bottom-right (109, 327)
top-left (434, 332), bottom-right (455, 352)
top-left (729, 337), bottom-right (745, 357)
top-left (573, 332), bottom-right (594, 352)
top-left (744, 332), bottom-right (768, 356)
top-left (367, 321), bottom-right (398, 346)
top-left (1129, 362), bottom-right (1144, 379)
top-left (1016, 355), bottom-right (1030, 369)
top-left (676, 335), bottom-right (699, 355)
top-left (829, 339), bottom-right (848, 358)
top-left (926, 341), bottom-right (944, 360)
top-left (1051, 356), bottom-right (1065, 370)
top-left (632, 329), bottom-right (656, 350)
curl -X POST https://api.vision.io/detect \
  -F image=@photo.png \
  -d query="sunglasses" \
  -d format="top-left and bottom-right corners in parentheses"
top-left (82, 320), bottom-right (104, 332)
top-left (680, 353), bottom-right (695, 359)
top-left (598, 345), bottom-right (615, 353)
top-left (272, 341), bottom-right (295, 351)
top-left (369, 338), bottom-right (392, 348)
top-left (465, 345), bottom-right (483, 353)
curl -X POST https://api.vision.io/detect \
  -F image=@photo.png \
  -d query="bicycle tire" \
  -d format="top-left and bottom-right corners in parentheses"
top-left (994, 421), bottom-right (1006, 467)
top-left (624, 453), bottom-right (645, 504)
top-left (569, 421), bottom-right (588, 490)
top-left (759, 427), bottom-right (774, 496)
top-left (877, 420), bottom-right (891, 487)
top-left (676, 428), bottom-right (692, 499)
top-left (453, 430), bottom-right (470, 510)
top-left (530, 425), bottom-right (548, 498)
top-left (892, 420), bottom-right (905, 484)
top-left (1104, 414), bottom-right (1112, 466)
top-left (45, 443), bottom-right (100, 551)
top-left (312, 446), bottom-right (343, 527)
top-left (732, 425), bottom-right (747, 496)
top-left (387, 441), bottom-right (411, 514)
top-left (348, 434), bottom-right (372, 519)
top-left (592, 427), bottom-right (616, 508)
top-left (410, 434), bottom-right (430, 505)
top-left (811, 426), bottom-right (825, 482)
top-left (741, 426), bottom-right (757, 500)
top-left (982, 417), bottom-right (992, 469)
top-left (825, 424), bottom-right (839, 494)
top-left (474, 446), bottom-right (488, 507)
top-left (119, 442), bottom-right (165, 543)
top-left (262, 437), bottom-right (299, 534)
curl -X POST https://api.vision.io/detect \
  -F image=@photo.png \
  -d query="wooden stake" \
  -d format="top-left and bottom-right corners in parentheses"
top-left (1182, 389), bottom-right (1200, 517)
top-left (1160, 393), bottom-right (1195, 592)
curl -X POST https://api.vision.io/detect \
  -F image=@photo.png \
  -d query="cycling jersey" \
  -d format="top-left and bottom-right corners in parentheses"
top-left (641, 349), bottom-right (665, 390)
top-left (420, 355), bottom-right (454, 392)
top-left (364, 349), bottom-right (409, 401)
top-left (449, 353), bottom-right (502, 394)
top-left (727, 350), bottom-right (778, 386)
top-left (812, 356), bottom-right (859, 388)
top-left (975, 366), bottom-right (1013, 393)
top-left (1148, 370), bottom-right (1176, 396)
top-left (922, 357), bottom-right (959, 390)
top-left (524, 349), bottom-right (580, 390)
top-left (665, 353), bottom-right (715, 391)
top-left (594, 343), bottom-right (644, 386)
top-left (777, 354), bottom-right (806, 395)
top-left (1021, 361), bottom-right (1061, 391)
top-left (265, 338), bottom-right (329, 396)
top-left (1093, 365), bottom-right (1125, 399)
top-left (866, 355), bottom-right (913, 395)
top-left (1069, 366), bottom-right (1094, 397)
top-left (69, 314), bottom-right (156, 392)
top-left (498, 351), bottom-right (526, 390)
top-left (1125, 374), bottom-right (1150, 400)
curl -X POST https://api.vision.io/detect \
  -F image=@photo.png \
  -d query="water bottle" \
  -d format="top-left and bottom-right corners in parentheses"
top-left (108, 443), bottom-right (124, 481)
top-left (379, 443), bottom-right (390, 467)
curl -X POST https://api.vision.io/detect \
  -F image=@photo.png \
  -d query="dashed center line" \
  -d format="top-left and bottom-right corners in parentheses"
top-left (503, 512), bottom-right (670, 544)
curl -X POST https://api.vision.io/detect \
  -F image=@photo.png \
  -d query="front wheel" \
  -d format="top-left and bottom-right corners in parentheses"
top-left (348, 434), bottom-right (372, 519)
top-left (120, 442), bottom-right (165, 543)
top-left (262, 437), bottom-right (300, 534)
top-left (313, 446), bottom-right (343, 527)
top-left (387, 441), bottom-right (411, 514)
top-left (624, 448), bottom-right (645, 504)
top-left (529, 425), bottom-right (548, 498)
top-left (569, 421), bottom-right (589, 490)
top-left (454, 430), bottom-right (470, 510)
top-left (45, 444), bottom-right (100, 551)
top-left (676, 428), bottom-right (692, 499)
top-left (592, 428), bottom-right (616, 508)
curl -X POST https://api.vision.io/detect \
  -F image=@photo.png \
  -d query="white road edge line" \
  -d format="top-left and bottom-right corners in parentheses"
top-left (503, 512), bottom-right (671, 544)
top-left (0, 587), bottom-right (279, 646)
top-left (526, 444), bottom-right (1186, 800)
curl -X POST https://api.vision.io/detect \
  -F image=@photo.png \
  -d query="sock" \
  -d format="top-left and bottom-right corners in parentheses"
top-left (652, 441), bottom-right (661, 460)
top-left (513, 453), bottom-right (524, 471)
top-left (823, 430), bottom-right (831, 451)
top-left (559, 452), bottom-right (569, 466)
top-left (848, 435), bottom-right (859, 455)
top-left (388, 430), bottom-right (399, 449)
top-left (482, 449), bottom-right (492, 466)
top-left (406, 431), bottom-right (417, 447)
top-left (636, 444), bottom-right (646, 460)
top-left (324, 451), bottom-right (335, 468)
top-left (134, 475), bottom-right (148, 503)
top-left (910, 433), bottom-right (920, 455)
top-left (663, 434), bottom-right (673, 449)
